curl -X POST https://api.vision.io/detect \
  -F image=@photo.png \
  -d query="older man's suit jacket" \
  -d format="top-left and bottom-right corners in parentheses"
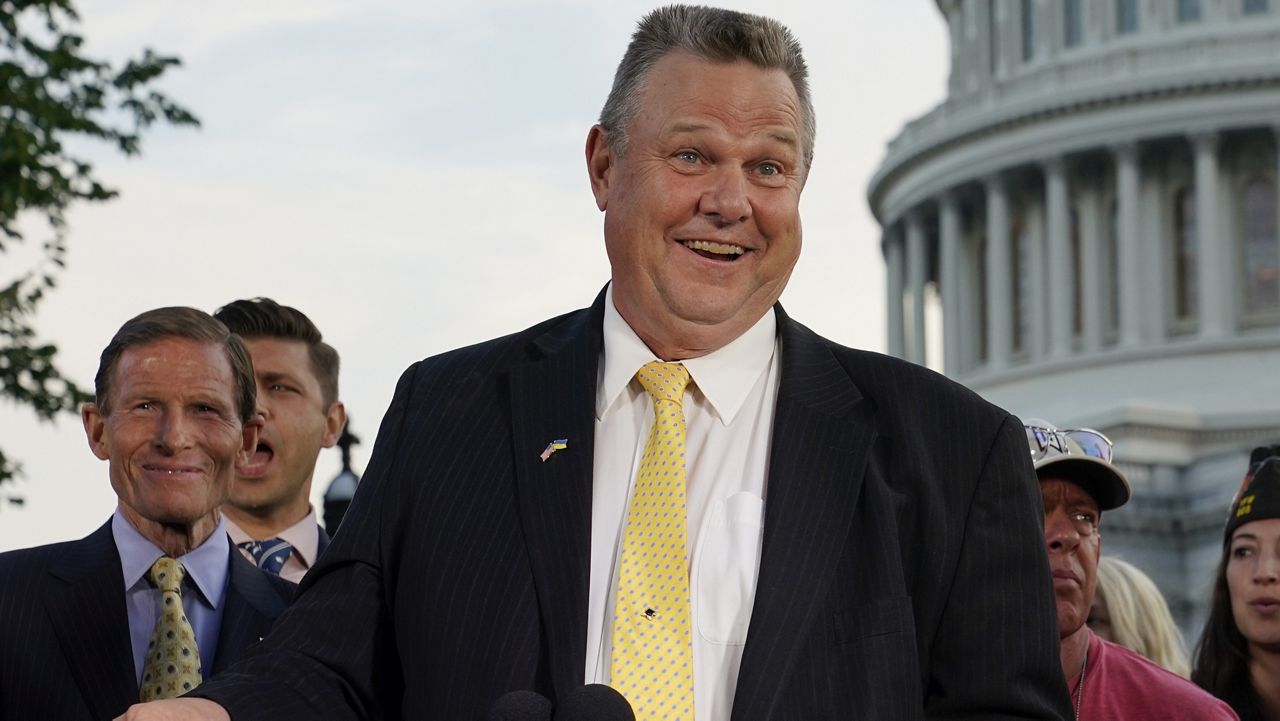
top-left (0, 521), bottom-right (296, 720)
top-left (198, 293), bottom-right (1072, 720)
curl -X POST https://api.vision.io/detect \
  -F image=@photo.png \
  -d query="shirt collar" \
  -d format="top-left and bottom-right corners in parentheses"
top-left (112, 507), bottom-right (230, 609)
top-left (597, 284), bottom-right (778, 425)
top-left (224, 507), bottom-right (321, 568)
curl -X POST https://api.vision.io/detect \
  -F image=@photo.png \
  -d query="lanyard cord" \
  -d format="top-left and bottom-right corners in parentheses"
top-left (1073, 646), bottom-right (1089, 721)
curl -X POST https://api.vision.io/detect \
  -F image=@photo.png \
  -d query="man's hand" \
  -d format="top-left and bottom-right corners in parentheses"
top-left (114, 698), bottom-right (230, 721)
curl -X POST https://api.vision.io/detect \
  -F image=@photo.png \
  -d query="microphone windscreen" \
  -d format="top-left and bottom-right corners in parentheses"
top-left (487, 689), bottom-right (553, 721)
top-left (553, 684), bottom-right (635, 721)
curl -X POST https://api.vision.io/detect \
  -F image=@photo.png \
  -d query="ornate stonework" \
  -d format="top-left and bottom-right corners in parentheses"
top-left (870, 0), bottom-right (1280, 636)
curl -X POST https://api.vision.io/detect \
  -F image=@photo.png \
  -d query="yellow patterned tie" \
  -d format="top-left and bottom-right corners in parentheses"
top-left (139, 556), bottom-right (203, 701)
top-left (610, 361), bottom-right (695, 720)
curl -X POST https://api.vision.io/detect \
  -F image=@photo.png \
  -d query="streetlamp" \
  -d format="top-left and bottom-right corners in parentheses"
top-left (323, 419), bottom-right (361, 534)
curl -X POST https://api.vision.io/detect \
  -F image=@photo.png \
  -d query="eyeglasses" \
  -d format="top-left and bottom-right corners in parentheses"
top-left (1025, 425), bottom-right (1114, 465)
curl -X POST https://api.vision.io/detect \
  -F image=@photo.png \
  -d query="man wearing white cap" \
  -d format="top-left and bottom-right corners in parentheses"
top-left (1026, 420), bottom-right (1237, 720)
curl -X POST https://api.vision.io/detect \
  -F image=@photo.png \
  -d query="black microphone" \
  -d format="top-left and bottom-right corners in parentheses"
top-left (487, 689), bottom-right (553, 721)
top-left (553, 684), bottom-right (635, 721)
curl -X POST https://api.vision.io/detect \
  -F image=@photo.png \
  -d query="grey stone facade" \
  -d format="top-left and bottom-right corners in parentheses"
top-left (868, 0), bottom-right (1280, 639)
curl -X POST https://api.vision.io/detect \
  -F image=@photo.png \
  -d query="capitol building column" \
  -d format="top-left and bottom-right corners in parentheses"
top-left (985, 175), bottom-right (1012, 371)
top-left (1077, 185), bottom-right (1104, 354)
top-left (1044, 157), bottom-right (1072, 359)
top-left (1193, 131), bottom-right (1229, 340)
top-left (939, 192), bottom-right (963, 375)
top-left (906, 210), bottom-right (928, 365)
top-left (885, 228), bottom-right (906, 359)
top-left (1115, 142), bottom-right (1143, 348)
top-left (1269, 126), bottom-right (1280, 312)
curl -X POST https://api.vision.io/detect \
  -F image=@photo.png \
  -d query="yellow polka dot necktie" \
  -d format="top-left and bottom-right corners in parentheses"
top-left (139, 556), bottom-right (203, 701)
top-left (610, 361), bottom-right (695, 720)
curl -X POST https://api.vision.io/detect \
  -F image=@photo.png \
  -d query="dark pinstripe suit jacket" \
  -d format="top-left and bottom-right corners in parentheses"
top-left (197, 293), bottom-right (1072, 721)
top-left (0, 521), bottom-right (295, 720)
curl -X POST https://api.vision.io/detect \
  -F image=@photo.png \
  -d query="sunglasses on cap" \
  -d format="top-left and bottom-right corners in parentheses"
top-left (1025, 425), bottom-right (1114, 465)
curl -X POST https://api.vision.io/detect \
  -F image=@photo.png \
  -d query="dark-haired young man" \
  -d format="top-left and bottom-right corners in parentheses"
top-left (214, 298), bottom-right (346, 583)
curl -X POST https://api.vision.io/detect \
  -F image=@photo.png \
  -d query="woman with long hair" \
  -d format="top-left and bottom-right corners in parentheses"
top-left (1194, 451), bottom-right (1280, 720)
top-left (1091, 556), bottom-right (1191, 677)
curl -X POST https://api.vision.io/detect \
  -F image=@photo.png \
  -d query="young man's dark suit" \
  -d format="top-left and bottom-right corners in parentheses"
top-left (195, 290), bottom-right (1070, 721)
top-left (0, 522), bottom-right (295, 720)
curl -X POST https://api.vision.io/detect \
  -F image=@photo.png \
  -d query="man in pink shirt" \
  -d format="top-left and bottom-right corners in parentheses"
top-left (1027, 420), bottom-right (1238, 720)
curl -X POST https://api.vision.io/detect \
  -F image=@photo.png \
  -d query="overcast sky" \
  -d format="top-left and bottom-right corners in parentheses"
top-left (0, 1), bottom-right (949, 550)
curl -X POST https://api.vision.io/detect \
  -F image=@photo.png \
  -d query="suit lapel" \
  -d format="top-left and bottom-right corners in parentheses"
top-left (213, 550), bottom-right (290, 674)
top-left (46, 522), bottom-right (139, 718)
top-left (508, 293), bottom-right (604, 702)
top-left (732, 307), bottom-right (877, 721)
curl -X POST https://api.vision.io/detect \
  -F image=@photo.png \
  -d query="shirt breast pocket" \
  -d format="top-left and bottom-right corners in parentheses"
top-left (695, 491), bottom-right (764, 645)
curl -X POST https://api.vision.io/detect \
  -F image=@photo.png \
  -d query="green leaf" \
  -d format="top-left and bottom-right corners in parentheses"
top-left (0, 0), bottom-right (198, 489)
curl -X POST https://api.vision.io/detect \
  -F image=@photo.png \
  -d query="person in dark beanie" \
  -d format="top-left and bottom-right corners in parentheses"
top-left (1229, 444), bottom-right (1280, 509)
top-left (1195, 451), bottom-right (1280, 720)
top-left (214, 298), bottom-right (346, 584)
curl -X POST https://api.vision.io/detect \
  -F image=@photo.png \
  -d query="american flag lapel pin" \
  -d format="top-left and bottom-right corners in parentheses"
top-left (540, 438), bottom-right (568, 462)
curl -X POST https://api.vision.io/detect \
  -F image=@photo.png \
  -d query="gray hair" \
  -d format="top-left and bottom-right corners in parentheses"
top-left (94, 306), bottom-right (257, 424)
top-left (599, 5), bottom-right (815, 167)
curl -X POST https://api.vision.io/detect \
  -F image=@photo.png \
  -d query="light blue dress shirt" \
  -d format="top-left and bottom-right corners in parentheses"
top-left (112, 509), bottom-right (230, 686)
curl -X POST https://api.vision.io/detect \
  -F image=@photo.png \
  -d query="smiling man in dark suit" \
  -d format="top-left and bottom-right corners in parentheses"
top-left (122, 6), bottom-right (1069, 720)
top-left (0, 307), bottom-right (295, 721)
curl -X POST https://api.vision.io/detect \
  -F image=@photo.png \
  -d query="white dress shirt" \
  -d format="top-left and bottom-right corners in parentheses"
top-left (225, 507), bottom-right (323, 584)
top-left (586, 286), bottom-right (781, 720)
